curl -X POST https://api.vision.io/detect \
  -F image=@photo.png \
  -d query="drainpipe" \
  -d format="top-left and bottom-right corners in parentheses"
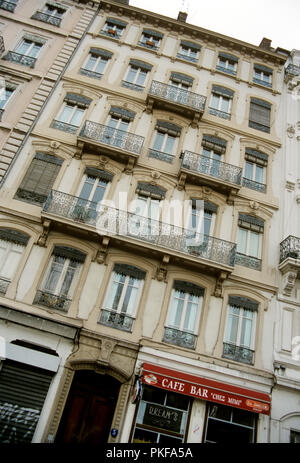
top-left (0, 1), bottom-right (101, 189)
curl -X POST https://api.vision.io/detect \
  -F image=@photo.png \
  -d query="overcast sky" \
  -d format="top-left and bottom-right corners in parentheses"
top-left (130, 0), bottom-right (299, 52)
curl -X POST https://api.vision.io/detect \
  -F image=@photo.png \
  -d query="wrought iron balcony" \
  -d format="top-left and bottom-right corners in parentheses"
top-left (99, 309), bottom-right (134, 332)
top-left (78, 121), bottom-right (144, 157)
top-left (31, 11), bottom-right (62, 27)
top-left (121, 80), bottom-right (144, 92)
top-left (280, 235), bottom-right (300, 263)
top-left (79, 68), bottom-right (103, 80)
top-left (222, 342), bottom-right (254, 365)
top-left (216, 65), bottom-right (236, 76)
top-left (235, 252), bottom-right (262, 271)
top-left (51, 120), bottom-right (79, 134)
top-left (208, 107), bottom-right (231, 120)
top-left (242, 177), bottom-right (266, 193)
top-left (0, 0), bottom-right (16, 12)
top-left (163, 327), bottom-right (197, 349)
top-left (3, 51), bottom-right (36, 68)
top-left (34, 289), bottom-right (71, 312)
top-left (43, 190), bottom-right (237, 270)
top-left (148, 148), bottom-right (174, 164)
top-left (0, 277), bottom-right (10, 295)
top-left (147, 81), bottom-right (206, 125)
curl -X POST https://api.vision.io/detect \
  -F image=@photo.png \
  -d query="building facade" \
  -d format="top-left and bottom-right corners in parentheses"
top-left (0, 0), bottom-right (299, 443)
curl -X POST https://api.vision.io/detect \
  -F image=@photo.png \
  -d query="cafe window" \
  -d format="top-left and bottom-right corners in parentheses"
top-left (132, 386), bottom-right (191, 443)
top-left (204, 403), bottom-right (257, 443)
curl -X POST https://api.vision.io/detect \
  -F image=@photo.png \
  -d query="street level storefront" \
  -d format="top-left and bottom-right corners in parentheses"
top-left (130, 363), bottom-right (271, 443)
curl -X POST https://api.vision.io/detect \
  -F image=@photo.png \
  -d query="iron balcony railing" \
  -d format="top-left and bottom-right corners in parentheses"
top-left (222, 343), bottom-right (254, 365)
top-left (79, 121), bottom-right (144, 155)
top-left (208, 107), bottom-right (231, 120)
top-left (235, 252), bottom-right (262, 271)
top-left (163, 327), bottom-right (197, 349)
top-left (51, 120), bottom-right (79, 134)
top-left (79, 68), bottom-right (103, 80)
top-left (43, 190), bottom-right (236, 268)
top-left (3, 51), bottom-right (36, 68)
top-left (99, 309), bottom-right (134, 332)
top-left (242, 177), bottom-right (266, 193)
top-left (34, 289), bottom-right (71, 312)
top-left (280, 235), bottom-right (300, 263)
top-left (149, 81), bottom-right (206, 112)
top-left (0, 0), bottom-right (16, 12)
top-left (148, 148), bottom-right (174, 164)
top-left (31, 11), bottom-right (62, 27)
top-left (181, 151), bottom-right (242, 186)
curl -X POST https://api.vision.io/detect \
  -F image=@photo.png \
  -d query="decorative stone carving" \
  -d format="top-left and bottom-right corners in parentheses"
top-left (37, 219), bottom-right (51, 246)
top-left (282, 270), bottom-right (298, 296)
top-left (287, 124), bottom-right (296, 138)
top-left (96, 237), bottom-right (110, 264)
top-left (156, 255), bottom-right (170, 282)
top-left (99, 339), bottom-right (117, 365)
top-left (214, 271), bottom-right (228, 297)
top-left (249, 201), bottom-right (259, 211)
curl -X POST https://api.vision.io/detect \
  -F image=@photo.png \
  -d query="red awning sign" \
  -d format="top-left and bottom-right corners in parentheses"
top-left (142, 363), bottom-right (271, 415)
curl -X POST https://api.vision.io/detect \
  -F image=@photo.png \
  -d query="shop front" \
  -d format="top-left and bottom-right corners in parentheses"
top-left (130, 363), bottom-right (271, 443)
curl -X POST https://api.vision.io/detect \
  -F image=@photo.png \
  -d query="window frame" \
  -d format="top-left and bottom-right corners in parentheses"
top-left (123, 63), bottom-right (149, 91)
top-left (249, 98), bottom-right (271, 133)
top-left (209, 92), bottom-right (232, 117)
top-left (81, 51), bottom-right (110, 78)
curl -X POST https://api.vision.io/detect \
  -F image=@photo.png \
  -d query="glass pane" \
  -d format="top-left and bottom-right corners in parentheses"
top-left (169, 292), bottom-right (184, 328)
top-left (225, 309), bottom-right (239, 344)
top-left (136, 70), bottom-right (147, 86)
top-left (210, 94), bottom-right (219, 109)
top-left (108, 116), bottom-right (118, 128)
top-left (29, 44), bottom-right (41, 58)
top-left (183, 299), bottom-right (198, 332)
top-left (153, 132), bottom-right (164, 151)
top-left (44, 258), bottom-right (64, 293)
top-left (209, 404), bottom-right (231, 421)
top-left (166, 392), bottom-right (190, 411)
top-left (142, 386), bottom-right (166, 405)
top-left (240, 310), bottom-right (253, 347)
top-left (60, 264), bottom-right (76, 296)
top-left (245, 162), bottom-right (253, 180)
top-left (95, 58), bottom-right (107, 74)
top-left (232, 408), bottom-right (255, 427)
top-left (237, 228), bottom-right (247, 254)
top-left (127, 67), bottom-right (137, 83)
top-left (221, 97), bottom-right (230, 113)
top-left (121, 282), bottom-right (139, 315)
top-left (70, 108), bottom-right (84, 126)
top-left (255, 165), bottom-right (264, 183)
top-left (164, 135), bottom-right (175, 154)
top-left (119, 120), bottom-right (129, 132)
top-left (92, 182), bottom-right (107, 204)
top-left (249, 231), bottom-right (259, 257)
top-left (58, 105), bottom-right (73, 123)
top-left (106, 273), bottom-right (125, 310)
top-left (16, 40), bottom-right (31, 55)
top-left (0, 245), bottom-right (23, 280)
top-left (79, 177), bottom-right (95, 200)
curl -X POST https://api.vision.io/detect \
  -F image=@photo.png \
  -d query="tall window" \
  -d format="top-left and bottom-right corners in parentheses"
top-left (35, 246), bottom-right (86, 312)
top-left (236, 214), bottom-right (264, 270)
top-left (177, 40), bottom-right (201, 63)
top-left (99, 264), bottom-right (146, 332)
top-left (253, 64), bottom-right (272, 88)
top-left (4, 35), bottom-right (45, 68)
top-left (200, 135), bottom-right (227, 179)
top-left (149, 120), bottom-right (181, 163)
top-left (31, 3), bottom-right (66, 27)
top-left (163, 281), bottom-right (204, 349)
top-left (243, 148), bottom-right (267, 193)
top-left (167, 72), bottom-right (193, 105)
top-left (189, 199), bottom-right (217, 237)
top-left (223, 296), bottom-right (258, 365)
top-left (0, 83), bottom-right (16, 118)
top-left (216, 53), bottom-right (238, 75)
top-left (80, 48), bottom-right (112, 79)
top-left (51, 93), bottom-right (91, 133)
top-left (209, 86), bottom-right (233, 120)
top-left (104, 106), bottom-right (135, 148)
top-left (122, 59), bottom-right (152, 91)
top-left (0, 229), bottom-right (29, 295)
top-left (101, 18), bottom-right (127, 39)
top-left (0, 0), bottom-right (18, 12)
top-left (15, 152), bottom-right (63, 205)
top-left (73, 168), bottom-right (113, 222)
top-left (249, 98), bottom-right (271, 133)
top-left (139, 29), bottom-right (163, 50)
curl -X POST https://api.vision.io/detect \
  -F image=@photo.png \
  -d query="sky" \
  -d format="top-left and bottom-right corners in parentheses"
top-left (130, 0), bottom-right (299, 52)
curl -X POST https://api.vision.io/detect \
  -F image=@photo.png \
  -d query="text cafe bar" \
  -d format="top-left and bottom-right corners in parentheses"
top-left (142, 363), bottom-right (271, 415)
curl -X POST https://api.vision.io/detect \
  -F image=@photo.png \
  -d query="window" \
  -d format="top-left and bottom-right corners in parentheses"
top-left (177, 40), bottom-right (201, 63)
top-left (34, 246), bottom-right (86, 312)
top-left (242, 148), bottom-right (267, 193)
top-left (0, 229), bottom-right (29, 295)
top-left (51, 93), bottom-right (91, 133)
top-left (101, 18), bottom-right (126, 39)
top-left (139, 29), bottom-right (163, 50)
top-left (189, 199), bottom-right (217, 237)
top-left (99, 264), bottom-right (145, 332)
top-left (73, 168), bottom-right (113, 223)
top-left (163, 281), bottom-right (204, 349)
top-left (15, 152), bottom-right (63, 205)
top-left (103, 106), bottom-right (135, 148)
top-left (222, 296), bottom-right (258, 365)
top-left (290, 430), bottom-right (300, 443)
top-left (0, 0), bottom-right (18, 13)
top-left (149, 120), bottom-right (181, 163)
top-left (0, 83), bottom-right (16, 119)
top-left (122, 59), bottom-right (152, 91)
top-left (253, 64), bottom-right (272, 88)
top-left (216, 52), bottom-right (238, 75)
top-left (200, 135), bottom-right (227, 179)
top-left (132, 386), bottom-right (191, 443)
top-left (167, 72), bottom-right (193, 105)
top-left (80, 48), bottom-right (112, 79)
top-left (249, 98), bottom-right (271, 133)
top-left (31, 3), bottom-right (66, 27)
top-left (236, 214), bottom-right (264, 270)
top-left (209, 86), bottom-right (233, 120)
top-left (4, 35), bottom-right (45, 68)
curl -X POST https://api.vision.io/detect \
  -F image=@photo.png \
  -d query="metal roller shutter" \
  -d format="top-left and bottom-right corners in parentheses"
top-left (0, 360), bottom-right (54, 443)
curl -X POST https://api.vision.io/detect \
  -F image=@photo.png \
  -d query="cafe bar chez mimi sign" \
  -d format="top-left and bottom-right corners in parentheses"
top-left (142, 363), bottom-right (271, 415)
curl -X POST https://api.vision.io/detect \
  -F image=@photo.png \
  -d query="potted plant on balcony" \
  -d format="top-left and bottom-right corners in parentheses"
top-left (287, 251), bottom-right (298, 259)
top-left (146, 40), bottom-right (155, 47)
top-left (108, 28), bottom-right (117, 35)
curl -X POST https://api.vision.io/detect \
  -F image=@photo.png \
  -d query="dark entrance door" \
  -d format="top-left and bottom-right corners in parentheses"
top-left (55, 370), bottom-right (120, 443)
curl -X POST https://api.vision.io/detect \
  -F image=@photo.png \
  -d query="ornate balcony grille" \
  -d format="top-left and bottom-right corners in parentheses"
top-left (208, 107), bottom-right (231, 120)
top-left (31, 11), bottom-right (61, 26)
top-left (0, 0), bottom-right (16, 12)
top-left (121, 80), bottom-right (144, 92)
top-left (235, 252), bottom-right (262, 270)
top-left (181, 151), bottom-right (242, 186)
top-left (99, 309), bottom-right (134, 332)
top-left (149, 81), bottom-right (206, 112)
top-left (242, 177), bottom-right (266, 193)
top-left (34, 290), bottom-right (71, 312)
top-left (253, 77), bottom-right (272, 88)
top-left (50, 120), bottom-right (79, 134)
top-left (43, 190), bottom-right (237, 267)
top-left (222, 342), bottom-right (254, 365)
top-left (148, 148), bottom-right (174, 164)
top-left (79, 121), bottom-right (144, 155)
top-left (285, 64), bottom-right (300, 80)
top-left (3, 51), bottom-right (36, 68)
top-left (280, 235), bottom-right (300, 263)
top-left (79, 68), bottom-right (103, 80)
top-left (0, 277), bottom-right (10, 295)
top-left (163, 327), bottom-right (197, 349)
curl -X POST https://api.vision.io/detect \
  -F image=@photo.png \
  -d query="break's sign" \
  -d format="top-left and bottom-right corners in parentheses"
top-left (142, 363), bottom-right (271, 415)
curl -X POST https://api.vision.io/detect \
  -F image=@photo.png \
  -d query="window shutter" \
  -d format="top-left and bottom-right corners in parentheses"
top-left (142, 29), bottom-right (163, 39)
top-left (180, 40), bottom-right (201, 51)
top-left (245, 148), bottom-right (268, 166)
top-left (0, 229), bottom-right (29, 245)
top-left (202, 135), bottom-right (227, 154)
top-left (228, 295), bottom-right (258, 311)
top-left (129, 59), bottom-right (152, 71)
top-left (170, 72), bottom-right (193, 85)
top-left (173, 280), bottom-right (204, 297)
top-left (52, 246), bottom-right (86, 263)
top-left (204, 201), bottom-right (218, 214)
top-left (85, 167), bottom-right (113, 182)
top-left (64, 93), bottom-right (91, 108)
top-left (212, 85), bottom-right (234, 98)
top-left (155, 120), bottom-right (181, 136)
top-left (107, 17), bottom-right (127, 27)
top-left (113, 264), bottom-right (146, 280)
top-left (249, 98), bottom-right (271, 132)
top-left (136, 182), bottom-right (166, 199)
top-left (238, 213), bottom-right (264, 233)
top-left (254, 64), bottom-right (272, 74)
top-left (109, 106), bottom-right (135, 121)
top-left (90, 48), bottom-right (113, 59)
top-left (218, 52), bottom-right (238, 63)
